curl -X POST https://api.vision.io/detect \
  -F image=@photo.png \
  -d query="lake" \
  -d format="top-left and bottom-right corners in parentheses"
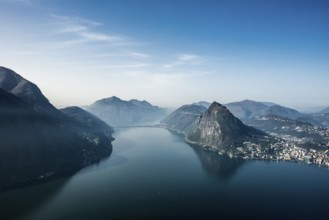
top-left (1, 127), bottom-right (329, 220)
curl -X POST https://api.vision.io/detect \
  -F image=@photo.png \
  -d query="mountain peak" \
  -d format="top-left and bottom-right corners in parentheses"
top-left (207, 102), bottom-right (234, 118)
top-left (240, 99), bottom-right (256, 103)
top-left (208, 101), bottom-right (225, 110)
top-left (110, 95), bottom-right (121, 100)
top-left (0, 67), bottom-right (59, 116)
top-left (187, 101), bottom-right (266, 149)
top-left (96, 96), bottom-right (123, 104)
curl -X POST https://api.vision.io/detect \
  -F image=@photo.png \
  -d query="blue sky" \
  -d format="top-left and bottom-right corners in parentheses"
top-left (0, 0), bottom-right (328, 111)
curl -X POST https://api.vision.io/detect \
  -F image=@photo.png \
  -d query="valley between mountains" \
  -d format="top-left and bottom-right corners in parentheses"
top-left (1, 66), bottom-right (329, 190)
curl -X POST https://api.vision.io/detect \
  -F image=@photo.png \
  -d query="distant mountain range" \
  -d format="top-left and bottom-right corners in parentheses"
top-left (244, 114), bottom-right (329, 149)
top-left (87, 96), bottom-right (167, 126)
top-left (1, 65), bottom-right (329, 189)
top-left (224, 100), bottom-right (329, 129)
top-left (163, 101), bottom-right (329, 159)
top-left (0, 67), bottom-right (114, 190)
top-left (225, 100), bottom-right (304, 120)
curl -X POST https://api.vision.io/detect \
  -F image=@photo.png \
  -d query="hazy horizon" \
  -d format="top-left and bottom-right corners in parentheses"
top-left (1, 0), bottom-right (328, 112)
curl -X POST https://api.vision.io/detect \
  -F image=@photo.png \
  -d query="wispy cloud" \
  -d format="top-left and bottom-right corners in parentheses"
top-left (91, 51), bottom-right (150, 59)
top-left (50, 14), bottom-right (128, 47)
top-left (82, 63), bottom-right (152, 70)
top-left (51, 14), bottom-right (102, 28)
top-left (125, 51), bottom-right (150, 58)
top-left (163, 53), bottom-right (208, 68)
top-left (58, 24), bottom-right (88, 34)
top-left (78, 32), bottom-right (125, 42)
top-left (178, 54), bottom-right (202, 62)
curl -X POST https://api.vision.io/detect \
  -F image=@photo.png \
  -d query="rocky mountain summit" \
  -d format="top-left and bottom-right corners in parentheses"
top-left (186, 102), bottom-right (269, 149)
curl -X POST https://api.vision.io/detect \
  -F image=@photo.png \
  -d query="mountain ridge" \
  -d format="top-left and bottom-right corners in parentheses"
top-left (87, 96), bottom-right (167, 126)
top-left (0, 67), bottom-right (114, 190)
top-left (0, 66), bottom-right (60, 117)
top-left (225, 100), bottom-right (304, 120)
top-left (161, 104), bottom-right (207, 134)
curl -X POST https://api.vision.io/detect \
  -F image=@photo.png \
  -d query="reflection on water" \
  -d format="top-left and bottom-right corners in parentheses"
top-left (1, 128), bottom-right (329, 220)
top-left (167, 129), bottom-right (245, 180)
top-left (0, 144), bottom-right (113, 220)
top-left (0, 178), bottom-right (69, 220)
top-left (190, 145), bottom-right (245, 179)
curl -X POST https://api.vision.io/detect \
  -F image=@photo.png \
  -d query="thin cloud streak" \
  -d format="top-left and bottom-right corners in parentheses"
top-left (50, 14), bottom-right (102, 27)
top-left (50, 14), bottom-right (129, 46)
top-left (85, 63), bottom-right (152, 69)
top-left (78, 32), bottom-right (125, 43)
top-left (163, 53), bottom-right (208, 68)
top-left (91, 51), bottom-right (150, 59)
top-left (178, 54), bottom-right (201, 61)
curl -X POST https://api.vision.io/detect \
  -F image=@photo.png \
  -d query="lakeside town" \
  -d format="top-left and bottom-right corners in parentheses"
top-left (219, 137), bottom-right (329, 169)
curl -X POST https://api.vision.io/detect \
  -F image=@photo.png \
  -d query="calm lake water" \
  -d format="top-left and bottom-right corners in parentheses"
top-left (1, 127), bottom-right (329, 220)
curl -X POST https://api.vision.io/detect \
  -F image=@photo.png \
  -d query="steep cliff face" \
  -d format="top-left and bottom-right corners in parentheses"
top-left (186, 102), bottom-right (266, 149)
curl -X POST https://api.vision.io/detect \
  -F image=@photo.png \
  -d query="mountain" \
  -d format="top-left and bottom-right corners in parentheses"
top-left (261, 102), bottom-right (276, 106)
top-left (162, 104), bottom-right (207, 134)
top-left (225, 100), bottom-right (269, 119)
top-left (298, 114), bottom-right (329, 128)
top-left (258, 105), bottom-right (303, 120)
top-left (0, 67), bottom-right (114, 190)
top-left (165, 102), bottom-right (315, 163)
top-left (0, 66), bottom-right (59, 116)
top-left (319, 107), bottom-right (329, 114)
top-left (186, 102), bottom-right (269, 149)
top-left (192, 101), bottom-right (211, 108)
top-left (87, 96), bottom-right (167, 126)
top-left (61, 106), bottom-right (114, 140)
top-left (244, 115), bottom-right (329, 149)
top-left (225, 100), bottom-right (303, 120)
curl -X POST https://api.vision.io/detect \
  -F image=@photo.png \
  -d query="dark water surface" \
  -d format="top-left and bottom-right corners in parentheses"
top-left (1, 128), bottom-right (329, 220)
